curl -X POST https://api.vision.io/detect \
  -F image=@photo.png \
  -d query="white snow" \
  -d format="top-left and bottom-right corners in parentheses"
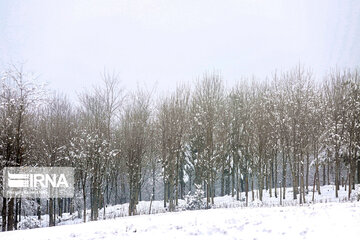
top-left (1, 201), bottom-right (360, 240)
top-left (1, 184), bottom-right (359, 239)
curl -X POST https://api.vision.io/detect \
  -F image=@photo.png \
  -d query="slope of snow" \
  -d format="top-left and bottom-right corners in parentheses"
top-left (1, 201), bottom-right (360, 240)
top-left (9, 184), bottom-right (360, 230)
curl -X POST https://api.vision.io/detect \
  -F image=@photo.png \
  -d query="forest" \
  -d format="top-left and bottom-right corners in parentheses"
top-left (0, 64), bottom-right (359, 231)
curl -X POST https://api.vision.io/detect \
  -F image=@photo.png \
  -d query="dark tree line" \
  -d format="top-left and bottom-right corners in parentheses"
top-left (1, 65), bottom-right (359, 231)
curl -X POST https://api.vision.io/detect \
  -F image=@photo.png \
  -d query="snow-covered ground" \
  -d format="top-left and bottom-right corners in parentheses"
top-left (4, 184), bottom-right (360, 230)
top-left (1, 184), bottom-right (359, 239)
top-left (2, 201), bottom-right (360, 240)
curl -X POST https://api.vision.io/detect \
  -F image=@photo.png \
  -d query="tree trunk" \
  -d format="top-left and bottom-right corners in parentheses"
top-left (14, 198), bottom-right (21, 230)
top-left (357, 159), bottom-right (360, 184)
top-left (316, 164), bottom-right (321, 194)
top-left (231, 167), bottom-right (235, 197)
top-left (114, 175), bottom-right (118, 205)
top-left (327, 159), bottom-right (330, 185)
top-left (53, 199), bottom-right (56, 226)
top-left (300, 160), bottom-right (306, 204)
top-left (163, 178), bottom-right (167, 208)
top-left (221, 165), bottom-right (225, 196)
top-left (275, 170), bottom-right (278, 199)
top-left (175, 156), bottom-right (179, 206)
top-left (245, 173), bottom-right (249, 206)
top-left (335, 154), bottom-right (339, 198)
top-left (269, 159), bottom-right (273, 198)
top-left (14, 199), bottom-right (17, 230)
top-left (211, 170), bottom-right (215, 204)
top-left (169, 177), bottom-right (175, 212)
top-left (37, 198), bottom-right (41, 220)
top-left (312, 167), bottom-right (317, 202)
top-left (251, 174), bottom-right (254, 201)
top-left (49, 198), bottom-right (54, 227)
top-left (7, 197), bottom-right (14, 231)
top-left (282, 150), bottom-right (286, 199)
top-left (236, 167), bottom-right (240, 200)
top-left (206, 177), bottom-right (210, 209)
top-left (323, 164), bottom-right (326, 186)
top-left (348, 169), bottom-right (351, 200)
top-left (82, 182), bottom-right (86, 223)
top-left (180, 159), bottom-right (185, 200)
top-left (152, 167), bottom-right (156, 201)
top-left (2, 198), bottom-right (7, 231)
top-left (226, 171), bottom-right (230, 195)
top-left (306, 153), bottom-right (309, 192)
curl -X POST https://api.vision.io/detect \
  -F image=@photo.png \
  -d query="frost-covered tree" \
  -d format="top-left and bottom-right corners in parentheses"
top-left (0, 65), bottom-right (46, 231)
top-left (190, 72), bottom-right (224, 208)
top-left (120, 91), bottom-right (150, 216)
top-left (37, 94), bottom-right (73, 226)
top-left (323, 70), bottom-right (351, 198)
top-left (158, 86), bottom-right (189, 211)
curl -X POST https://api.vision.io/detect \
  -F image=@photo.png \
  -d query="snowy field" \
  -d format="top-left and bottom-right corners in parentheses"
top-left (1, 201), bottom-right (360, 240)
top-left (1, 184), bottom-right (359, 239)
top-left (11, 184), bottom-right (359, 230)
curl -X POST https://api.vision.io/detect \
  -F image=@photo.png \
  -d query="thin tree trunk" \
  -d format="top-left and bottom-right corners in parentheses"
top-left (211, 170), bottom-right (215, 204)
top-left (274, 153), bottom-right (278, 198)
top-left (221, 165), bottom-right (225, 196)
top-left (14, 198), bottom-right (18, 230)
top-left (2, 198), bottom-right (7, 231)
top-left (163, 178), bottom-right (167, 208)
top-left (245, 173), bottom-right (248, 206)
top-left (316, 164), bottom-right (321, 194)
top-left (7, 198), bottom-right (14, 231)
top-left (82, 182), bottom-right (86, 223)
top-left (348, 169), bottom-right (351, 200)
top-left (282, 150), bottom-right (286, 199)
top-left (335, 154), bottom-right (340, 198)
top-left (49, 198), bottom-right (54, 227)
top-left (306, 152), bottom-right (309, 192)
top-left (152, 167), bottom-right (156, 201)
top-left (312, 167), bottom-right (317, 202)
top-left (323, 164), bottom-right (326, 186)
top-left (236, 166), bottom-right (240, 200)
top-left (231, 167), bottom-right (235, 197)
top-left (269, 159), bottom-right (272, 198)
top-left (251, 174), bottom-right (254, 201)
top-left (175, 155), bottom-right (179, 206)
top-left (206, 178), bottom-right (210, 209)
top-left (357, 159), bottom-right (360, 184)
top-left (36, 198), bottom-right (41, 220)
top-left (301, 160), bottom-right (306, 204)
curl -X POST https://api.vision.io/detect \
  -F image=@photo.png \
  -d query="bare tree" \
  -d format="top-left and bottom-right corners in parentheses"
top-left (158, 85), bottom-right (189, 211)
top-left (120, 91), bottom-right (150, 215)
top-left (190, 72), bottom-right (224, 207)
top-left (0, 66), bottom-right (45, 231)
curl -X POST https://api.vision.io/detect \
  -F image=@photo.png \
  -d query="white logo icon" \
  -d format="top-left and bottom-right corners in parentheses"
top-left (8, 173), bottom-right (30, 188)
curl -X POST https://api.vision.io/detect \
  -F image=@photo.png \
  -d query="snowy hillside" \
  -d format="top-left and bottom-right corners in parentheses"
top-left (1, 201), bottom-right (360, 240)
top-left (1, 184), bottom-right (359, 235)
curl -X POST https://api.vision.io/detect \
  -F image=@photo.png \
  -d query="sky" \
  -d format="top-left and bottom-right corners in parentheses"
top-left (1, 0), bottom-right (359, 100)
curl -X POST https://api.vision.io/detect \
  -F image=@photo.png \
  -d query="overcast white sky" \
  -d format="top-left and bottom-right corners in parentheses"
top-left (1, 0), bottom-right (359, 99)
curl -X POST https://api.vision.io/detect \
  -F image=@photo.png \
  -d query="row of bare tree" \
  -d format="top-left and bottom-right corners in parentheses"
top-left (1, 65), bottom-right (359, 231)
